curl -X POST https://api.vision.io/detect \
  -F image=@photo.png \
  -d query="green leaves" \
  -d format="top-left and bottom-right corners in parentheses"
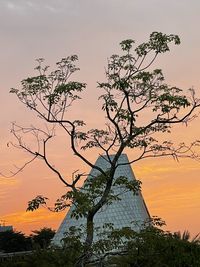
top-left (97, 32), bottom-right (195, 152)
top-left (120, 39), bottom-right (135, 51)
top-left (80, 129), bottom-right (112, 150)
top-left (153, 89), bottom-right (191, 114)
top-left (56, 55), bottom-right (79, 73)
top-left (10, 88), bottom-right (19, 94)
top-left (114, 176), bottom-right (141, 194)
top-left (44, 81), bottom-right (86, 105)
top-left (11, 55), bottom-right (85, 122)
top-left (27, 195), bottom-right (49, 211)
top-left (54, 190), bottom-right (92, 219)
top-left (135, 32), bottom-right (180, 56)
top-left (54, 81), bottom-right (86, 95)
top-left (108, 224), bottom-right (200, 267)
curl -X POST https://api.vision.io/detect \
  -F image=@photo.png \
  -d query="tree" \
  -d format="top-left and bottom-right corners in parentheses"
top-left (1, 225), bottom-right (200, 267)
top-left (108, 226), bottom-right (200, 267)
top-left (31, 227), bottom-right (55, 249)
top-left (9, 32), bottom-right (200, 264)
top-left (0, 230), bottom-right (31, 253)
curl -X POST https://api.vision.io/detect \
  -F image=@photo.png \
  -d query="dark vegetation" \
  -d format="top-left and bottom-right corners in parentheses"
top-left (0, 227), bottom-right (55, 253)
top-left (0, 223), bottom-right (200, 267)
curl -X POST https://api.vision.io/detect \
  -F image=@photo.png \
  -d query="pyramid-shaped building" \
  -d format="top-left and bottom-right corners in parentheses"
top-left (52, 154), bottom-right (150, 246)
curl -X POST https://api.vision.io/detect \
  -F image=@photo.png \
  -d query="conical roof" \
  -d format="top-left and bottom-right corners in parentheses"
top-left (52, 154), bottom-right (150, 246)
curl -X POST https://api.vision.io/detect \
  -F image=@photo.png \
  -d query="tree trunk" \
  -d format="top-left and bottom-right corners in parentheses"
top-left (76, 212), bottom-right (94, 266)
top-left (76, 165), bottom-right (118, 266)
top-left (84, 212), bottom-right (94, 255)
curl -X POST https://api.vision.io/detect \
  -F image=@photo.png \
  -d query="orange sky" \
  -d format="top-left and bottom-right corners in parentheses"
top-left (0, 0), bottom-right (200, 237)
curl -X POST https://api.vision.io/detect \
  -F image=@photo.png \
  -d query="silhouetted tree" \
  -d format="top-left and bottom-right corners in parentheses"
top-left (31, 227), bottom-right (55, 249)
top-left (108, 227), bottom-right (200, 267)
top-left (1, 225), bottom-right (200, 267)
top-left (0, 230), bottom-right (31, 253)
top-left (9, 32), bottom-right (200, 264)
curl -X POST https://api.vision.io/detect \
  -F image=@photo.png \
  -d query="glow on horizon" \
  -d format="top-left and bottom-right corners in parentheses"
top-left (1, 156), bottom-right (200, 235)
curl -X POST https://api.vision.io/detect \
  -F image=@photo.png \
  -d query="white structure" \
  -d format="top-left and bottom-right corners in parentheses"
top-left (52, 154), bottom-right (150, 246)
top-left (0, 225), bottom-right (13, 232)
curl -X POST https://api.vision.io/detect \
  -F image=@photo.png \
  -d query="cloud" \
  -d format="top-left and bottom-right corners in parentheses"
top-left (1, 208), bottom-right (65, 233)
top-left (0, 177), bottom-right (18, 190)
top-left (0, 177), bottom-right (19, 203)
top-left (134, 157), bottom-right (200, 182)
top-left (6, 2), bottom-right (15, 10)
top-left (2, 208), bottom-right (63, 224)
top-left (1, 0), bottom-right (74, 14)
top-left (149, 187), bottom-right (200, 208)
top-left (0, 177), bottom-right (18, 186)
top-left (2, 0), bottom-right (34, 12)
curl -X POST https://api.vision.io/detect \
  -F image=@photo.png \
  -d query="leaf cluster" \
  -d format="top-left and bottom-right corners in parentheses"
top-left (10, 55), bottom-right (86, 122)
top-left (27, 195), bottom-right (49, 211)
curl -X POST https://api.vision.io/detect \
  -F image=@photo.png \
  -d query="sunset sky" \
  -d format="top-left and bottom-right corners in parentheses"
top-left (0, 0), bottom-right (200, 236)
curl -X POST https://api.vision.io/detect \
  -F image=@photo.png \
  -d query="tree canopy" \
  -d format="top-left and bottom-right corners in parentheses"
top-left (31, 227), bottom-right (55, 249)
top-left (0, 230), bottom-right (31, 253)
top-left (0, 225), bottom-right (200, 267)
